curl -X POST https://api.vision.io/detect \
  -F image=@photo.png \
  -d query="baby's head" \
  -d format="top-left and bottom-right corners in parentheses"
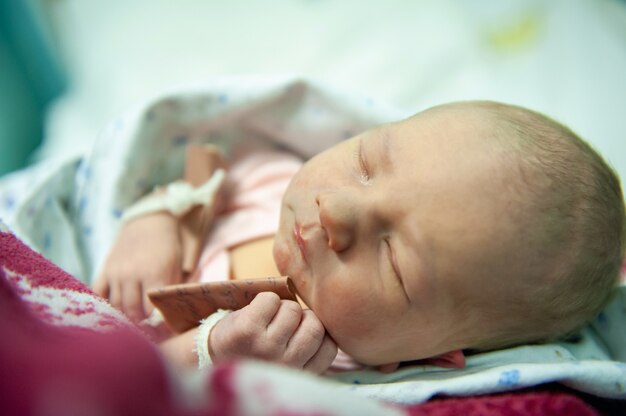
top-left (273, 101), bottom-right (625, 366)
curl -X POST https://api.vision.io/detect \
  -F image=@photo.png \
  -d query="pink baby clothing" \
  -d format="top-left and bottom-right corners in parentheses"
top-left (197, 149), bottom-right (302, 283)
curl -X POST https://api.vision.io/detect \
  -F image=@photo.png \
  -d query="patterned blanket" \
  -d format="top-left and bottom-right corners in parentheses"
top-left (2, 219), bottom-right (620, 415)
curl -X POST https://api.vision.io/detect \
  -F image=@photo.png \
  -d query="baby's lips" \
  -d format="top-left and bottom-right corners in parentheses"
top-left (147, 276), bottom-right (297, 333)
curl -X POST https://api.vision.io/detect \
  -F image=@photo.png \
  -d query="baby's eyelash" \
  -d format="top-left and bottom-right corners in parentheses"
top-left (384, 239), bottom-right (400, 281)
top-left (355, 139), bottom-right (370, 183)
top-left (385, 238), bottom-right (410, 302)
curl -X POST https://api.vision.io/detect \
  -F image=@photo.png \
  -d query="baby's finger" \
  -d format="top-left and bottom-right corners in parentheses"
top-left (283, 309), bottom-right (324, 364)
top-left (266, 300), bottom-right (302, 346)
top-left (245, 292), bottom-right (282, 329)
top-left (142, 292), bottom-right (155, 317)
top-left (121, 281), bottom-right (145, 322)
top-left (303, 334), bottom-right (338, 374)
top-left (108, 280), bottom-right (122, 311)
top-left (141, 282), bottom-right (160, 317)
top-left (92, 274), bottom-right (109, 299)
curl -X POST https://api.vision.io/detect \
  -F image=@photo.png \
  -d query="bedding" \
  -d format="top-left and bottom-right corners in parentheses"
top-left (2, 219), bottom-right (622, 415)
top-left (0, 77), bottom-right (624, 413)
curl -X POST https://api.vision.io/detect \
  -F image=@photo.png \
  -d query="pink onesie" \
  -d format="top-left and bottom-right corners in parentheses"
top-left (197, 149), bottom-right (301, 283)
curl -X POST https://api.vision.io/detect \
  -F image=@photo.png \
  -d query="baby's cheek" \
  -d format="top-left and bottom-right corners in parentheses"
top-left (314, 283), bottom-right (376, 349)
top-left (272, 239), bottom-right (289, 275)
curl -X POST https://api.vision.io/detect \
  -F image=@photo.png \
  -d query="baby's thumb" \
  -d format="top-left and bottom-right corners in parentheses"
top-left (142, 287), bottom-right (157, 317)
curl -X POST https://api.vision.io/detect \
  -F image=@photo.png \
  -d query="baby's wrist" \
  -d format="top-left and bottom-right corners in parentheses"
top-left (121, 169), bottom-right (225, 224)
top-left (195, 309), bottom-right (232, 369)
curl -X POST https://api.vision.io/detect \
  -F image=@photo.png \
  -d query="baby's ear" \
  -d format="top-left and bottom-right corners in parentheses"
top-left (426, 349), bottom-right (465, 369)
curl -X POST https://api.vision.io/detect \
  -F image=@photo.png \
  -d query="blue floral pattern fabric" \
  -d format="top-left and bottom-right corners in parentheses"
top-left (0, 76), bottom-right (399, 283)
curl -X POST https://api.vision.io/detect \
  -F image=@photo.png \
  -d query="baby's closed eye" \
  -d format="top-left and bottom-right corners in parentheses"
top-left (353, 138), bottom-right (371, 184)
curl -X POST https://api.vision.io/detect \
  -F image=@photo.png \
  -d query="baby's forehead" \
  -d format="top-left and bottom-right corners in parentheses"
top-left (408, 102), bottom-right (479, 119)
top-left (412, 104), bottom-right (500, 133)
top-left (384, 111), bottom-right (507, 163)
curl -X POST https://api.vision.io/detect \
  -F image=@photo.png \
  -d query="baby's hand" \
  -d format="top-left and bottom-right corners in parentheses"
top-left (93, 212), bottom-right (183, 322)
top-left (209, 292), bottom-right (337, 374)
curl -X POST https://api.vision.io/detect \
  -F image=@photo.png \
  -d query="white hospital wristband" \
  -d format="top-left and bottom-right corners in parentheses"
top-left (195, 309), bottom-right (232, 369)
top-left (121, 169), bottom-right (225, 223)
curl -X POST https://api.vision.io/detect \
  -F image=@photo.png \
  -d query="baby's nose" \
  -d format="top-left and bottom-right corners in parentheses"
top-left (316, 192), bottom-right (356, 253)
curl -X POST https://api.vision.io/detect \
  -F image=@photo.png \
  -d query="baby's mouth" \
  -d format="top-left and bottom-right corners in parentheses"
top-left (294, 223), bottom-right (308, 263)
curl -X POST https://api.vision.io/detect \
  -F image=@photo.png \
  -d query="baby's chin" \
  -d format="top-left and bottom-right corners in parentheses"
top-left (340, 343), bottom-right (418, 367)
top-left (272, 235), bottom-right (290, 276)
top-left (272, 235), bottom-right (309, 288)
top-left (327, 325), bottom-right (429, 366)
top-left (336, 342), bottom-right (396, 367)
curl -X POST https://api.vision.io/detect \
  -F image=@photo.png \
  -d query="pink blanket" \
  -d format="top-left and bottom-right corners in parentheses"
top-left (0, 224), bottom-right (615, 415)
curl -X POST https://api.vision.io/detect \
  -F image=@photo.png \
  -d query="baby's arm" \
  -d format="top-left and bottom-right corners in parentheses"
top-left (93, 212), bottom-right (183, 322)
top-left (94, 144), bottom-right (226, 321)
top-left (160, 292), bottom-right (338, 374)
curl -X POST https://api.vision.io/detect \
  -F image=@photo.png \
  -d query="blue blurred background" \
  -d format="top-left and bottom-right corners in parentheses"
top-left (0, 0), bottom-right (64, 175)
top-left (1, 0), bottom-right (625, 180)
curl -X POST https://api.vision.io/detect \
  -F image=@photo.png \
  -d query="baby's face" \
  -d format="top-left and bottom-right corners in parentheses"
top-left (274, 107), bottom-right (518, 365)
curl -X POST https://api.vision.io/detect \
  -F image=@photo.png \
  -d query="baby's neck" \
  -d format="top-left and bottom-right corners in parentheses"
top-left (229, 236), bottom-right (280, 280)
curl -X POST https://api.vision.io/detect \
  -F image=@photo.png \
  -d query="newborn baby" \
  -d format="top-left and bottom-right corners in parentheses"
top-left (99, 101), bottom-right (626, 373)
top-left (271, 100), bottom-right (625, 369)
